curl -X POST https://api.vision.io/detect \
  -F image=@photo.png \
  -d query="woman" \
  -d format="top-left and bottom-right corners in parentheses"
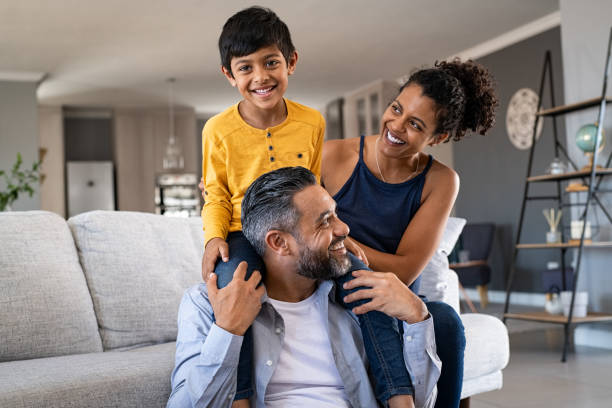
top-left (322, 59), bottom-right (498, 408)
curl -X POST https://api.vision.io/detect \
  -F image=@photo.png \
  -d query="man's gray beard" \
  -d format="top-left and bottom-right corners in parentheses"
top-left (295, 238), bottom-right (351, 280)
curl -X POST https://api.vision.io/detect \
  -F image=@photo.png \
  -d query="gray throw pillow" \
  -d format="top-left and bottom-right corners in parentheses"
top-left (0, 211), bottom-right (102, 361)
top-left (68, 211), bottom-right (203, 350)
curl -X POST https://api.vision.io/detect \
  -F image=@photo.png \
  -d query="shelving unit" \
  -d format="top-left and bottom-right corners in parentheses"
top-left (503, 28), bottom-right (612, 362)
top-left (154, 173), bottom-right (201, 217)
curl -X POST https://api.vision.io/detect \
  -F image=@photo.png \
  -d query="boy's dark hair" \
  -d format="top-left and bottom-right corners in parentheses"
top-left (242, 167), bottom-right (316, 257)
top-left (219, 6), bottom-right (295, 74)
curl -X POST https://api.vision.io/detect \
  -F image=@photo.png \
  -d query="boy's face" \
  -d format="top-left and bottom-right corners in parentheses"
top-left (222, 45), bottom-right (298, 113)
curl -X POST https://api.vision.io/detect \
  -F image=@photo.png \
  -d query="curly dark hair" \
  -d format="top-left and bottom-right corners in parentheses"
top-left (402, 59), bottom-right (498, 142)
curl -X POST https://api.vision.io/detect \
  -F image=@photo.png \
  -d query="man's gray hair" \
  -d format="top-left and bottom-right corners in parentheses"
top-left (241, 166), bottom-right (317, 256)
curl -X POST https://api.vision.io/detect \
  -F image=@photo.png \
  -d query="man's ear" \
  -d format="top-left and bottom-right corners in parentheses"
top-left (221, 66), bottom-right (236, 87)
top-left (287, 51), bottom-right (298, 76)
top-left (265, 230), bottom-right (292, 255)
top-left (429, 132), bottom-right (450, 146)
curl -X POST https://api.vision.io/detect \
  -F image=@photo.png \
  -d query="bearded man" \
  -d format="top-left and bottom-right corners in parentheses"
top-left (168, 166), bottom-right (440, 408)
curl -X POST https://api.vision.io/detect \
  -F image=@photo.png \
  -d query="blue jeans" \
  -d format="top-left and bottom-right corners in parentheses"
top-left (425, 301), bottom-right (466, 408)
top-left (213, 231), bottom-right (413, 403)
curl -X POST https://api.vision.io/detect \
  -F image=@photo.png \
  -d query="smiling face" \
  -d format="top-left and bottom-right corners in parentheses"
top-left (222, 44), bottom-right (297, 116)
top-left (291, 185), bottom-right (351, 280)
top-left (379, 84), bottom-right (447, 159)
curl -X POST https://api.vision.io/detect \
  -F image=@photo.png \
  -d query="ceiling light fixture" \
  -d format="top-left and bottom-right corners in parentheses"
top-left (162, 77), bottom-right (184, 170)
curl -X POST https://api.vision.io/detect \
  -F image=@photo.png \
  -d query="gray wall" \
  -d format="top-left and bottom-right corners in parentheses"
top-left (0, 80), bottom-right (40, 210)
top-left (560, 0), bottom-right (612, 347)
top-left (453, 27), bottom-right (566, 292)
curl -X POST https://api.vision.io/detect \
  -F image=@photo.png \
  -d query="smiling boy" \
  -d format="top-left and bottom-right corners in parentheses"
top-left (199, 6), bottom-right (325, 403)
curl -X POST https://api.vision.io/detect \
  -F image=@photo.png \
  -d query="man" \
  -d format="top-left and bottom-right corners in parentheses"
top-left (167, 167), bottom-right (440, 408)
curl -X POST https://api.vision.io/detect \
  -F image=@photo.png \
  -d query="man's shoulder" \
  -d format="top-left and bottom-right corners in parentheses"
top-left (286, 99), bottom-right (324, 128)
top-left (179, 283), bottom-right (212, 315)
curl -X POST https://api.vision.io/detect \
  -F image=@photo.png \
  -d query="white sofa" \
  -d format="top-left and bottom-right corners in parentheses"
top-left (0, 211), bottom-right (508, 407)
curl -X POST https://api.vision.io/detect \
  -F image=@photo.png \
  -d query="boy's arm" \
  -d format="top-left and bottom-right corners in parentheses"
top-left (309, 114), bottom-right (325, 183)
top-left (201, 126), bottom-right (232, 246)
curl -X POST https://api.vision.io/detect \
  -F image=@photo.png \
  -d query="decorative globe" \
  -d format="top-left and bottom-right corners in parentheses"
top-left (575, 123), bottom-right (605, 153)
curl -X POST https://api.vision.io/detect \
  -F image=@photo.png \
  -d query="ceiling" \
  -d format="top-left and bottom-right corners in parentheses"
top-left (0, 0), bottom-right (559, 114)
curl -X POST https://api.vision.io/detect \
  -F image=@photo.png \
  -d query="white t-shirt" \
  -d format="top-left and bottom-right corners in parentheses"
top-left (265, 293), bottom-right (351, 408)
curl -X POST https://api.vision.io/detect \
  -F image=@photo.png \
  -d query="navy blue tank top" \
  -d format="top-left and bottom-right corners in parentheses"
top-left (333, 136), bottom-right (433, 293)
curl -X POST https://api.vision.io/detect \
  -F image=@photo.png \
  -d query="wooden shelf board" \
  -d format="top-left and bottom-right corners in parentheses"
top-left (527, 168), bottom-right (612, 182)
top-left (516, 241), bottom-right (612, 249)
top-left (537, 97), bottom-right (612, 116)
top-left (449, 260), bottom-right (487, 268)
top-left (504, 312), bottom-right (612, 324)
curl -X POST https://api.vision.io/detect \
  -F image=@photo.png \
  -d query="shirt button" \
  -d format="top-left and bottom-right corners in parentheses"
top-left (266, 360), bottom-right (273, 366)
top-left (270, 157), bottom-right (275, 162)
top-left (406, 335), bottom-right (412, 342)
top-left (269, 145), bottom-right (273, 150)
top-left (267, 132), bottom-right (271, 137)
top-left (228, 394), bottom-right (233, 400)
top-left (297, 153), bottom-right (303, 158)
top-left (275, 327), bottom-right (281, 334)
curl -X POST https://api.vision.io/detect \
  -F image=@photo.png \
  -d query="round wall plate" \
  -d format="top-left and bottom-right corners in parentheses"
top-left (506, 88), bottom-right (543, 150)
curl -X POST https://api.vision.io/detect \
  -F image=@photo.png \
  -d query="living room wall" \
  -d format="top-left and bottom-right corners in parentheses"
top-left (453, 27), bottom-right (566, 293)
top-left (560, 0), bottom-right (612, 349)
top-left (0, 80), bottom-right (40, 211)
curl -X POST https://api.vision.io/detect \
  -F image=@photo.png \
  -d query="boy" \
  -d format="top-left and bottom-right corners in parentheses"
top-left (199, 6), bottom-right (415, 407)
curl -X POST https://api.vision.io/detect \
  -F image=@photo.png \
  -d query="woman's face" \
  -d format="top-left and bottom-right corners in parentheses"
top-left (378, 83), bottom-right (445, 158)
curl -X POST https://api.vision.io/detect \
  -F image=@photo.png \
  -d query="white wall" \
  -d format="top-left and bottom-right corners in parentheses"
top-left (38, 106), bottom-right (65, 217)
top-left (0, 80), bottom-right (40, 210)
top-left (114, 107), bottom-right (197, 213)
top-left (560, 0), bottom-right (612, 349)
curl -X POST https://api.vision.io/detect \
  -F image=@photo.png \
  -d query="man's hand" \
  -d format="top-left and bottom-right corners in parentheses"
top-left (344, 237), bottom-right (369, 266)
top-left (207, 261), bottom-right (265, 336)
top-left (202, 237), bottom-right (229, 281)
top-left (342, 270), bottom-right (428, 324)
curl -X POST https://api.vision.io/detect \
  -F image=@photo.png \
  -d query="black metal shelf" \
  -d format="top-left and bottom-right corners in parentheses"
top-left (503, 27), bottom-right (612, 363)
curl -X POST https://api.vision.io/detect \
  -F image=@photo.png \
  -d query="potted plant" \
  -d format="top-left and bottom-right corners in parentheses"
top-left (0, 153), bottom-right (42, 211)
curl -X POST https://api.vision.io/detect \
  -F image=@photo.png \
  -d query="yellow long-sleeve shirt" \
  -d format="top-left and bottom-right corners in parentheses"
top-left (201, 99), bottom-right (325, 246)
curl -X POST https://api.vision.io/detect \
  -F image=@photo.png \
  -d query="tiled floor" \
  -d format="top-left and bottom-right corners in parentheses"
top-left (467, 307), bottom-right (612, 408)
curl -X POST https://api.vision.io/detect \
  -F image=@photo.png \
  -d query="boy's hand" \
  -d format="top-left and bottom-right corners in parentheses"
top-left (199, 177), bottom-right (205, 200)
top-left (344, 237), bottom-right (369, 266)
top-left (207, 262), bottom-right (265, 336)
top-left (202, 237), bottom-right (229, 281)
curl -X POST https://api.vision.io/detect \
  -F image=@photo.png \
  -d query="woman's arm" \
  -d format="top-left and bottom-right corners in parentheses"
top-left (353, 164), bottom-right (459, 285)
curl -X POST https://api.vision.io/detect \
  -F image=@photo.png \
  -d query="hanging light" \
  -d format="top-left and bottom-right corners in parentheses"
top-left (163, 77), bottom-right (184, 170)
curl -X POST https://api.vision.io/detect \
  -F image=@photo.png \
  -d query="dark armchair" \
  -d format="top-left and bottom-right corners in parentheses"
top-left (449, 223), bottom-right (495, 309)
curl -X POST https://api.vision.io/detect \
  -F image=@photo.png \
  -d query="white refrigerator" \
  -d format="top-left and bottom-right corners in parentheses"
top-left (67, 161), bottom-right (115, 217)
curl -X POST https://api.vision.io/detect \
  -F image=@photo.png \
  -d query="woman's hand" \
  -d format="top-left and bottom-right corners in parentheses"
top-left (202, 237), bottom-right (229, 281)
top-left (344, 237), bottom-right (369, 266)
top-left (342, 269), bottom-right (428, 324)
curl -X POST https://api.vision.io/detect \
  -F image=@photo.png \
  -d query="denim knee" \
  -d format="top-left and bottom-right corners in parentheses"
top-left (426, 301), bottom-right (466, 351)
top-left (213, 231), bottom-right (264, 288)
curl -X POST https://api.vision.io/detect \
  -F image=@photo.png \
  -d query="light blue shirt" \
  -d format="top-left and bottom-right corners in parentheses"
top-left (167, 281), bottom-right (441, 408)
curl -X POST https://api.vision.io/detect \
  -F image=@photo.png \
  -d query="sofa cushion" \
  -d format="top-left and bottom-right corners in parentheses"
top-left (68, 211), bottom-right (203, 350)
top-left (419, 217), bottom-right (466, 304)
top-left (0, 342), bottom-right (174, 408)
top-left (0, 211), bottom-right (102, 362)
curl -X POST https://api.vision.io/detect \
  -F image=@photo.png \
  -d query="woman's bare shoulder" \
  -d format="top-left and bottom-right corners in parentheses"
top-left (322, 136), bottom-right (362, 193)
top-left (323, 136), bottom-right (361, 162)
top-left (426, 157), bottom-right (460, 193)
